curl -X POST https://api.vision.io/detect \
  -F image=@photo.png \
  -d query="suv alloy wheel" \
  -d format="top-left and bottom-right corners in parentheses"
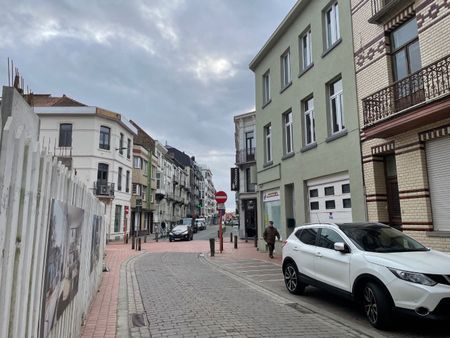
top-left (283, 262), bottom-right (306, 295)
top-left (362, 282), bottom-right (393, 330)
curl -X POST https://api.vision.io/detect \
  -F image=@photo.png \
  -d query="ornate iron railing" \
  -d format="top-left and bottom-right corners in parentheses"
top-left (236, 147), bottom-right (256, 164)
top-left (370, 0), bottom-right (399, 16)
top-left (94, 181), bottom-right (115, 197)
top-left (363, 54), bottom-right (450, 127)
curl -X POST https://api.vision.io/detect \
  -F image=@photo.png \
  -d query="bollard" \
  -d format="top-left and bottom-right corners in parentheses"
top-left (217, 230), bottom-right (220, 239)
top-left (209, 238), bottom-right (215, 257)
top-left (144, 235), bottom-right (147, 243)
top-left (155, 232), bottom-right (159, 243)
top-left (131, 236), bottom-right (135, 249)
top-left (234, 235), bottom-right (238, 249)
top-left (138, 237), bottom-right (142, 251)
top-left (230, 232), bottom-right (233, 242)
top-left (245, 232), bottom-right (248, 243)
top-left (254, 236), bottom-right (258, 248)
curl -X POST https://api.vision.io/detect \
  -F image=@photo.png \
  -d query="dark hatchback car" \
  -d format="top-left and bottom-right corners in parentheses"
top-left (169, 225), bottom-right (193, 242)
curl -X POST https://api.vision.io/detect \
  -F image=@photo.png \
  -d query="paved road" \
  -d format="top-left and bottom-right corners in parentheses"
top-left (133, 252), bottom-right (371, 338)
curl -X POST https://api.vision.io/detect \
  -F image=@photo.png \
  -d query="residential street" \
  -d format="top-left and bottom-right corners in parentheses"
top-left (81, 226), bottom-right (450, 338)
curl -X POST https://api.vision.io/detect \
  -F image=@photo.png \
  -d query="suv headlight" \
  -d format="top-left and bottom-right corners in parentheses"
top-left (388, 268), bottom-right (437, 286)
top-left (182, 230), bottom-right (188, 235)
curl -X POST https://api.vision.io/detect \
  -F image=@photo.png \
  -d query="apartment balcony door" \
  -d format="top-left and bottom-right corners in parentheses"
top-left (98, 163), bottom-right (109, 184)
top-left (385, 155), bottom-right (402, 228)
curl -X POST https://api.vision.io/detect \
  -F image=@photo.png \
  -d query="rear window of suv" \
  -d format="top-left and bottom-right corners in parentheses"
top-left (296, 228), bottom-right (319, 245)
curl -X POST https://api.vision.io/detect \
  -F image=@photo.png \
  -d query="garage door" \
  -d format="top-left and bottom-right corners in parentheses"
top-left (426, 136), bottom-right (450, 231)
top-left (307, 173), bottom-right (352, 223)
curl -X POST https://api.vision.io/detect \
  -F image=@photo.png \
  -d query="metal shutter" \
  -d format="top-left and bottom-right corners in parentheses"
top-left (426, 136), bottom-right (450, 231)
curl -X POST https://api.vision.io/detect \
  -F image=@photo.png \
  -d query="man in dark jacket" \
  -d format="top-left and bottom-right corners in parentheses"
top-left (263, 221), bottom-right (280, 258)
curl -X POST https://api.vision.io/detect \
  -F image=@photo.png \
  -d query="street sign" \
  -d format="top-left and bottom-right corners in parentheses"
top-left (215, 191), bottom-right (227, 204)
top-left (217, 203), bottom-right (225, 210)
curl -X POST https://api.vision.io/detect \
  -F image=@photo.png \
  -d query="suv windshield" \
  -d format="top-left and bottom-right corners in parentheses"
top-left (340, 225), bottom-right (428, 253)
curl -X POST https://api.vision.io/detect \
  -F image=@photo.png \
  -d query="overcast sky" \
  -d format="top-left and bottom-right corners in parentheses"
top-left (0, 0), bottom-right (296, 211)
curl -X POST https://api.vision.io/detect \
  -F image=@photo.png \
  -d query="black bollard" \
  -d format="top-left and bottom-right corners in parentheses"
top-left (234, 235), bottom-right (238, 249)
top-left (254, 236), bottom-right (258, 248)
top-left (209, 238), bottom-right (215, 257)
top-left (131, 236), bottom-right (135, 249)
top-left (230, 232), bottom-right (233, 242)
top-left (138, 237), bottom-right (142, 251)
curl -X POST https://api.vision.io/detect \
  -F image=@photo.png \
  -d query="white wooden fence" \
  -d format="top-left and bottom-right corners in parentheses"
top-left (0, 88), bottom-right (106, 338)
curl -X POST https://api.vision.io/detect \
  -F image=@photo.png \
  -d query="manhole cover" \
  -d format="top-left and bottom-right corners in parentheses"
top-left (130, 313), bottom-right (146, 327)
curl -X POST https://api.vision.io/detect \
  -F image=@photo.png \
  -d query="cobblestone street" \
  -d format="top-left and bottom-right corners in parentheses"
top-left (130, 252), bottom-right (371, 338)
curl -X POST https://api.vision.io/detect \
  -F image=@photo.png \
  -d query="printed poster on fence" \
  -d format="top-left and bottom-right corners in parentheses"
top-left (90, 214), bottom-right (102, 273)
top-left (40, 199), bottom-right (84, 338)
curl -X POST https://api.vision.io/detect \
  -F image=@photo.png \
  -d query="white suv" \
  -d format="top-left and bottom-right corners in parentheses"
top-left (282, 222), bottom-right (450, 329)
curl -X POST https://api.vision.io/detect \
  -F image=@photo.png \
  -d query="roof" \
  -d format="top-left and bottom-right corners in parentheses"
top-left (249, 0), bottom-right (309, 71)
top-left (26, 94), bottom-right (87, 107)
top-left (233, 111), bottom-right (256, 122)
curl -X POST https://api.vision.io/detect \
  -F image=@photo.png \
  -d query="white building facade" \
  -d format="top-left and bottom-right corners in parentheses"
top-left (34, 97), bottom-right (136, 241)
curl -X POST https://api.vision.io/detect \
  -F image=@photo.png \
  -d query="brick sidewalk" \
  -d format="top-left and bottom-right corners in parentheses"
top-left (80, 236), bottom-right (280, 338)
top-left (80, 243), bottom-right (139, 338)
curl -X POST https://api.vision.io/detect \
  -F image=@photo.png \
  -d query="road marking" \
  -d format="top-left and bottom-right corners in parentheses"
top-left (246, 273), bottom-right (282, 277)
top-left (259, 279), bottom-right (284, 282)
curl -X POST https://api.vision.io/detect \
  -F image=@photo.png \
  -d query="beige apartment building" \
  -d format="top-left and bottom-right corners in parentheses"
top-left (352, 0), bottom-right (450, 250)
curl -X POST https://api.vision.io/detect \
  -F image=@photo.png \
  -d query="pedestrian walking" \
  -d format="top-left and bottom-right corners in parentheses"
top-left (263, 221), bottom-right (280, 258)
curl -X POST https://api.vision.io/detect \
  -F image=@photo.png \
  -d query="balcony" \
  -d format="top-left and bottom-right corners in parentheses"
top-left (362, 55), bottom-right (450, 138)
top-left (94, 181), bottom-right (115, 198)
top-left (235, 148), bottom-right (256, 165)
top-left (369, 0), bottom-right (413, 24)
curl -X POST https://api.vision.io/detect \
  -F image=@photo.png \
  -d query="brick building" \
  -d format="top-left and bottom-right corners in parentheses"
top-left (352, 0), bottom-right (450, 250)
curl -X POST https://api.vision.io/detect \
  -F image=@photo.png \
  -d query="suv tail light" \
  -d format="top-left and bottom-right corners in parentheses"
top-left (282, 240), bottom-right (288, 247)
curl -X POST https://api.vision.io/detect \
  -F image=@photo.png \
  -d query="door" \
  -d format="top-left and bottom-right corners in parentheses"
top-left (244, 199), bottom-right (256, 237)
top-left (97, 163), bottom-right (109, 184)
top-left (385, 155), bottom-right (402, 228)
top-left (314, 228), bottom-right (351, 292)
top-left (293, 227), bottom-right (319, 279)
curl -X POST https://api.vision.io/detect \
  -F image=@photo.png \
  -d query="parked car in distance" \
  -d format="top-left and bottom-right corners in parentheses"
top-left (196, 218), bottom-right (206, 230)
top-left (282, 222), bottom-right (450, 330)
top-left (169, 225), bottom-right (193, 242)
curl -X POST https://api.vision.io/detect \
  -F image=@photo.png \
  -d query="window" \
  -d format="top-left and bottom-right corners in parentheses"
top-left (310, 201), bottom-right (319, 210)
top-left (127, 138), bottom-right (131, 159)
top-left (309, 189), bottom-right (318, 198)
top-left (119, 133), bottom-right (124, 155)
top-left (300, 30), bottom-right (312, 70)
top-left (342, 183), bottom-right (350, 194)
top-left (284, 111), bottom-right (293, 154)
top-left (246, 131), bottom-right (254, 152)
top-left (329, 78), bottom-right (345, 134)
top-left (391, 18), bottom-right (421, 81)
top-left (97, 163), bottom-right (108, 182)
top-left (133, 156), bottom-right (142, 169)
top-left (326, 200), bottom-right (336, 209)
top-left (114, 205), bottom-right (122, 233)
top-left (264, 124), bottom-right (272, 163)
top-left (143, 160), bottom-right (148, 176)
top-left (99, 126), bottom-right (110, 150)
top-left (281, 49), bottom-right (291, 88)
top-left (263, 70), bottom-right (271, 105)
top-left (132, 183), bottom-right (141, 196)
top-left (325, 2), bottom-right (340, 49)
top-left (317, 228), bottom-right (345, 249)
top-left (156, 172), bottom-right (161, 189)
top-left (246, 167), bottom-right (255, 192)
top-left (126, 170), bottom-right (130, 193)
top-left (142, 186), bottom-right (147, 201)
top-left (343, 198), bottom-right (351, 208)
top-left (304, 97), bottom-right (315, 145)
top-left (324, 186), bottom-right (335, 196)
top-left (297, 228), bottom-right (319, 245)
top-left (59, 123), bottom-right (72, 147)
top-left (118, 167), bottom-right (122, 191)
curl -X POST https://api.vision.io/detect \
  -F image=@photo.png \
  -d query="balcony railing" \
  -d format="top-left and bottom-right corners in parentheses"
top-left (369, 0), bottom-right (409, 24)
top-left (363, 55), bottom-right (450, 127)
top-left (236, 148), bottom-right (256, 164)
top-left (94, 181), bottom-right (115, 197)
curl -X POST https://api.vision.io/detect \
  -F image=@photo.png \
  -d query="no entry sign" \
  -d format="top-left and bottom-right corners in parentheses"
top-left (215, 191), bottom-right (227, 204)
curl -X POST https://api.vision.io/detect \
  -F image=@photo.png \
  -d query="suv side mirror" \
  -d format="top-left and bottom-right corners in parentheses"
top-left (334, 242), bottom-right (350, 253)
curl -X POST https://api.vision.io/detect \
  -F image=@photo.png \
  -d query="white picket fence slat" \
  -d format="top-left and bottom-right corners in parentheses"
top-left (0, 114), bottom-right (106, 338)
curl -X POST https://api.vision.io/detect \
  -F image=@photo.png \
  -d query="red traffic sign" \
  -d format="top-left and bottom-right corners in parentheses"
top-left (215, 191), bottom-right (227, 203)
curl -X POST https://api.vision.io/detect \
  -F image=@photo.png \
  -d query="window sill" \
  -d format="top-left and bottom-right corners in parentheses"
top-left (262, 99), bottom-right (272, 109)
top-left (263, 161), bottom-right (273, 168)
top-left (300, 142), bottom-right (317, 153)
top-left (280, 81), bottom-right (292, 94)
top-left (426, 231), bottom-right (450, 238)
top-left (326, 129), bottom-right (348, 143)
top-left (282, 152), bottom-right (295, 161)
top-left (298, 63), bottom-right (314, 79)
top-left (322, 38), bottom-right (342, 58)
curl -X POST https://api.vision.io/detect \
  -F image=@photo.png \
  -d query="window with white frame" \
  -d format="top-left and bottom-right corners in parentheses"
top-left (143, 160), bottom-right (148, 176)
top-left (304, 97), bottom-right (315, 145)
top-left (281, 49), bottom-right (291, 88)
top-left (142, 185), bottom-right (147, 201)
top-left (264, 124), bottom-right (272, 163)
top-left (132, 183), bottom-right (141, 196)
top-left (329, 78), bottom-right (345, 134)
top-left (300, 30), bottom-right (312, 70)
top-left (284, 111), bottom-right (294, 154)
top-left (325, 2), bottom-right (340, 49)
top-left (133, 156), bottom-right (142, 169)
top-left (262, 70), bottom-right (271, 105)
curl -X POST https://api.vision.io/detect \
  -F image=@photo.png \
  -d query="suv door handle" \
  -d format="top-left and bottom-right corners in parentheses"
top-left (315, 252), bottom-right (322, 257)
top-left (293, 247), bottom-right (300, 251)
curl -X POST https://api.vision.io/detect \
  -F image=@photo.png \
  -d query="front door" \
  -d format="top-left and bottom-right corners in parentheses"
top-left (385, 155), bottom-right (402, 228)
top-left (244, 199), bottom-right (257, 237)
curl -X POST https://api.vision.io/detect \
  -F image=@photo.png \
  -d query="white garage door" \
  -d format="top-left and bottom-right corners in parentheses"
top-left (307, 173), bottom-right (352, 223)
top-left (426, 136), bottom-right (450, 231)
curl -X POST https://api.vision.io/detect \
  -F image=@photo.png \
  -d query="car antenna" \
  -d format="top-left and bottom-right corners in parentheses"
top-left (315, 212), bottom-right (321, 224)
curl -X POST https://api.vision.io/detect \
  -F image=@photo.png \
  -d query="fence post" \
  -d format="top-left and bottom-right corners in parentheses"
top-left (209, 238), bottom-right (215, 257)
